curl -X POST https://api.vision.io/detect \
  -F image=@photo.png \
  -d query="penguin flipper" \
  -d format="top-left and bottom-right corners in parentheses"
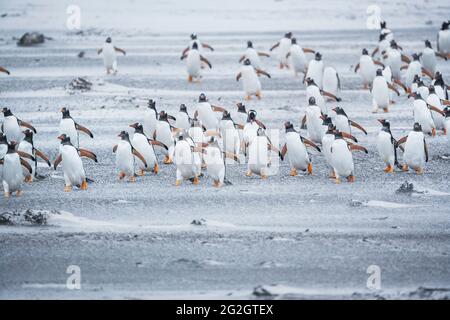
top-left (149, 139), bottom-right (168, 150)
top-left (424, 139), bottom-right (429, 162)
top-left (113, 144), bottom-right (118, 153)
top-left (349, 120), bottom-right (368, 135)
top-left (18, 120), bottom-right (37, 133)
top-left (53, 154), bottom-right (62, 170)
top-left (34, 148), bottom-right (51, 167)
top-left (17, 150), bottom-right (35, 161)
top-left (79, 148), bottom-right (98, 162)
top-left (20, 158), bottom-right (33, 174)
top-left (75, 123), bottom-right (94, 138)
top-left (132, 148), bottom-right (147, 168)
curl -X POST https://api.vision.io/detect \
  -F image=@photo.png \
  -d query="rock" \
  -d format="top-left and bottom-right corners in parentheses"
top-left (66, 77), bottom-right (93, 93)
top-left (0, 209), bottom-right (61, 226)
top-left (252, 285), bottom-right (276, 297)
top-left (17, 32), bottom-right (45, 46)
top-left (77, 51), bottom-right (85, 58)
top-left (191, 218), bottom-right (207, 226)
top-left (349, 199), bottom-right (363, 207)
top-left (396, 181), bottom-right (415, 195)
top-left (408, 287), bottom-right (450, 299)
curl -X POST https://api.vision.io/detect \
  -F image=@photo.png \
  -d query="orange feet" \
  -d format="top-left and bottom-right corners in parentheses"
top-left (80, 180), bottom-right (88, 190)
top-left (153, 163), bottom-right (159, 174)
top-left (402, 164), bottom-right (409, 172)
top-left (347, 175), bottom-right (355, 182)
top-left (175, 179), bottom-right (181, 186)
top-left (290, 169), bottom-right (298, 176)
top-left (432, 128), bottom-right (436, 137)
top-left (119, 171), bottom-right (126, 180)
top-left (307, 163), bottom-right (313, 175)
top-left (163, 156), bottom-right (173, 164)
top-left (24, 175), bottom-right (33, 184)
top-left (192, 176), bottom-right (199, 185)
top-left (64, 185), bottom-right (72, 192)
top-left (137, 169), bottom-right (145, 176)
top-left (384, 165), bottom-right (394, 173)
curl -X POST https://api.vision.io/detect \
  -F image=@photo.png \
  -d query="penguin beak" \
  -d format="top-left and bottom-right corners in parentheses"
top-left (320, 115), bottom-right (326, 120)
top-left (60, 107), bottom-right (65, 112)
top-left (331, 108), bottom-right (337, 112)
top-left (129, 123), bottom-right (137, 129)
top-left (57, 134), bottom-right (65, 141)
top-left (377, 119), bottom-right (385, 124)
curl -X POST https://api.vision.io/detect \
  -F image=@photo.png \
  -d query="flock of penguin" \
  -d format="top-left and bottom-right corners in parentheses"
top-left (1, 20), bottom-right (450, 197)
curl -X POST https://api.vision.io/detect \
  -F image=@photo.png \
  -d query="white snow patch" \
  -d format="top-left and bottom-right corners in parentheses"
top-left (364, 200), bottom-right (421, 209)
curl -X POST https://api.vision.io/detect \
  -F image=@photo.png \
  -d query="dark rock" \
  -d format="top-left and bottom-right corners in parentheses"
top-left (17, 32), bottom-right (45, 47)
top-left (252, 285), bottom-right (276, 297)
top-left (77, 51), bottom-right (85, 58)
top-left (396, 181), bottom-right (422, 195)
top-left (191, 218), bottom-right (206, 226)
top-left (66, 77), bottom-right (93, 93)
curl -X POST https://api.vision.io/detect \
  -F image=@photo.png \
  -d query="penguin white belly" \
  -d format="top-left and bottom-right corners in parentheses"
top-left (438, 30), bottom-right (450, 54)
top-left (434, 86), bottom-right (447, 100)
top-left (2, 153), bottom-right (23, 193)
top-left (187, 51), bottom-right (201, 78)
top-left (413, 101), bottom-right (435, 134)
top-left (377, 131), bottom-right (395, 165)
top-left (427, 94), bottom-right (445, 130)
top-left (155, 121), bottom-right (174, 156)
top-left (59, 119), bottom-right (78, 146)
top-left (290, 46), bottom-right (307, 73)
top-left (387, 51), bottom-right (401, 79)
top-left (404, 132), bottom-right (425, 170)
top-left (243, 122), bottom-right (258, 145)
top-left (306, 60), bottom-right (323, 88)
top-left (334, 115), bottom-right (350, 133)
top-left (175, 141), bottom-right (195, 179)
top-left (196, 102), bottom-right (218, 130)
top-left (405, 61), bottom-right (422, 87)
top-left (359, 56), bottom-right (376, 85)
top-left (0, 145), bottom-right (7, 180)
top-left (241, 66), bottom-right (261, 95)
top-left (421, 49), bottom-right (436, 74)
top-left (17, 141), bottom-right (34, 177)
top-left (372, 77), bottom-right (389, 110)
top-left (445, 119), bottom-right (450, 146)
top-left (188, 127), bottom-right (205, 145)
top-left (175, 112), bottom-right (190, 130)
top-left (205, 147), bottom-right (224, 183)
top-left (143, 111), bottom-right (157, 138)
top-left (102, 43), bottom-right (116, 69)
top-left (248, 136), bottom-right (268, 175)
top-left (322, 67), bottom-right (339, 97)
top-left (331, 140), bottom-right (354, 178)
top-left (221, 122), bottom-right (240, 155)
top-left (306, 86), bottom-right (325, 114)
top-left (61, 146), bottom-right (85, 187)
top-left (116, 141), bottom-right (134, 176)
top-left (418, 87), bottom-right (429, 100)
top-left (306, 106), bottom-right (323, 143)
top-left (4, 117), bottom-right (22, 143)
top-left (286, 133), bottom-right (309, 171)
top-left (278, 38), bottom-right (291, 65)
top-left (132, 133), bottom-right (157, 170)
top-left (245, 48), bottom-right (262, 70)
top-left (321, 134), bottom-right (334, 166)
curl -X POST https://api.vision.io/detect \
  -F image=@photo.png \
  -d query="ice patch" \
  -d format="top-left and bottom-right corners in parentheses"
top-left (364, 200), bottom-right (421, 209)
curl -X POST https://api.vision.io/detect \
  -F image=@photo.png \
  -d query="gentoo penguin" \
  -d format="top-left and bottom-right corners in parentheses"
top-left (113, 131), bottom-right (148, 181)
top-left (433, 72), bottom-right (449, 100)
top-left (175, 104), bottom-right (191, 130)
top-left (59, 107), bottom-right (93, 149)
top-left (143, 99), bottom-right (158, 139)
top-left (239, 41), bottom-right (270, 71)
top-left (397, 123), bottom-right (428, 174)
top-left (354, 48), bottom-right (384, 89)
top-left (193, 93), bottom-right (226, 130)
top-left (285, 38), bottom-right (314, 78)
top-left (412, 93), bottom-right (439, 136)
top-left (305, 97), bottom-right (325, 143)
top-left (427, 85), bottom-right (446, 134)
top-left (332, 107), bottom-right (367, 135)
top-left (181, 42), bottom-right (212, 82)
top-left (410, 77), bottom-right (430, 99)
top-left (420, 40), bottom-right (447, 75)
top-left (445, 107), bottom-right (450, 143)
top-left (97, 37), bottom-right (126, 74)
top-left (174, 132), bottom-right (202, 186)
top-left (305, 52), bottom-right (324, 89)
top-left (231, 102), bottom-right (248, 128)
top-left (330, 131), bottom-right (368, 183)
top-left (53, 134), bottom-right (97, 192)
top-left (404, 53), bottom-right (433, 88)
top-left (371, 33), bottom-right (390, 60)
top-left (246, 128), bottom-right (281, 179)
top-left (154, 111), bottom-right (175, 164)
top-left (280, 121), bottom-right (320, 176)
top-left (305, 78), bottom-right (340, 115)
top-left (1, 108), bottom-right (36, 144)
top-left (371, 69), bottom-right (399, 113)
top-left (129, 123), bottom-right (164, 175)
top-left (243, 109), bottom-right (266, 155)
top-left (384, 40), bottom-right (406, 80)
top-left (376, 119), bottom-right (401, 173)
top-left (0, 133), bottom-right (7, 180)
top-left (204, 137), bottom-right (239, 187)
top-left (219, 110), bottom-right (241, 158)
top-left (322, 66), bottom-right (341, 100)
top-left (269, 32), bottom-right (293, 69)
top-left (1, 141), bottom-right (34, 197)
top-left (236, 58), bottom-right (271, 100)
top-left (17, 129), bottom-right (51, 182)
top-left (380, 21), bottom-right (394, 42)
top-left (437, 21), bottom-right (450, 58)
top-left (181, 33), bottom-right (214, 57)
top-left (0, 66), bottom-right (10, 75)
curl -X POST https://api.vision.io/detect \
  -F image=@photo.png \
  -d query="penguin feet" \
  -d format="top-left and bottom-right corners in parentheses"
top-left (64, 185), bottom-right (72, 192)
top-left (244, 95), bottom-right (252, 101)
top-left (80, 180), bottom-right (88, 190)
top-left (163, 156), bottom-right (173, 164)
top-left (307, 163), bottom-right (313, 175)
top-left (279, 63), bottom-right (284, 69)
top-left (213, 180), bottom-right (221, 188)
top-left (384, 165), bottom-right (394, 173)
top-left (175, 179), bottom-right (182, 186)
top-left (363, 84), bottom-right (369, 90)
top-left (256, 91), bottom-right (262, 100)
top-left (443, 128), bottom-right (447, 135)
top-left (329, 170), bottom-right (336, 179)
top-left (129, 176), bottom-right (136, 182)
top-left (188, 75), bottom-right (193, 82)
top-left (4, 192), bottom-right (10, 198)
top-left (289, 169), bottom-right (298, 176)
top-left (119, 171), bottom-right (126, 180)
top-left (24, 175), bottom-right (33, 184)
top-left (334, 178), bottom-right (341, 184)
top-left (347, 175), bottom-right (355, 182)
top-left (402, 164), bottom-right (409, 172)
top-left (383, 107), bottom-right (389, 113)
top-left (192, 176), bottom-right (199, 185)
top-left (245, 170), bottom-right (253, 177)
top-left (260, 174), bottom-right (268, 179)
top-left (137, 170), bottom-right (145, 176)
top-left (432, 128), bottom-right (436, 137)
top-left (153, 163), bottom-right (159, 174)
top-left (16, 190), bottom-right (22, 197)
top-left (415, 168), bottom-right (424, 175)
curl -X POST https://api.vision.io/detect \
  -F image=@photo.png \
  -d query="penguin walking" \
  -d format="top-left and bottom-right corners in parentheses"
top-left (1, 141), bottom-right (34, 197)
top-left (0, 66), bottom-right (10, 75)
top-left (174, 133), bottom-right (202, 186)
top-left (332, 107), bottom-right (367, 136)
top-left (97, 37), bottom-right (126, 75)
top-left (322, 66), bottom-right (341, 100)
top-left (0, 133), bottom-right (7, 181)
top-left (403, 53), bottom-right (433, 88)
top-left (305, 78), bottom-right (340, 115)
top-left (437, 21), bottom-right (450, 58)
top-left (181, 33), bottom-right (214, 57)
top-left (130, 123), bottom-right (165, 175)
top-left (371, 69), bottom-right (400, 113)
top-left (427, 85), bottom-right (446, 134)
top-left (181, 42), bottom-right (212, 82)
top-left (445, 107), bottom-right (450, 148)
top-left (17, 129), bottom-right (51, 182)
top-left (219, 110), bottom-right (241, 159)
top-left (305, 97), bottom-right (325, 143)
top-left (113, 131), bottom-right (148, 181)
top-left (246, 128), bottom-right (281, 179)
top-left (330, 131), bottom-right (368, 183)
top-left (412, 94), bottom-right (440, 136)
top-left (397, 123), bottom-right (428, 174)
top-left (432, 72), bottom-right (449, 100)
top-left (371, 33), bottom-right (390, 61)
top-left (193, 93), bottom-right (226, 130)
top-left (59, 107), bottom-right (93, 149)
top-left (280, 121), bottom-right (320, 176)
top-left (204, 137), bottom-right (239, 187)
top-left (354, 48), bottom-right (384, 89)
top-left (305, 52), bottom-right (324, 89)
top-left (376, 119), bottom-right (402, 173)
top-left (236, 59), bottom-right (271, 100)
top-left (383, 40), bottom-right (410, 80)
top-left (230, 103), bottom-right (247, 146)
top-left (285, 38), bottom-right (315, 78)
top-left (269, 32), bottom-right (293, 69)
top-left (53, 134), bottom-right (97, 192)
top-left (154, 111), bottom-right (176, 164)
top-left (242, 110), bottom-right (266, 155)
top-left (239, 41), bottom-right (270, 71)
top-left (175, 104), bottom-right (191, 131)
top-left (143, 99), bottom-right (158, 139)
top-left (420, 40), bottom-right (447, 75)
top-left (1, 108), bottom-right (36, 143)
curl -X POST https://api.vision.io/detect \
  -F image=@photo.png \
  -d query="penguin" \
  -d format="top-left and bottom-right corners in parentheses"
top-left (174, 133), bottom-right (202, 186)
top-left (330, 131), bottom-right (368, 183)
top-left (305, 52), bottom-right (324, 89)
top-left (404, 53), bottom-right (433, 88)
top-left (188, 117), bottom-right (208, 146)
top-left (204, 137), bottom-right (239, 187)
top-left (412, 93), bottom-right (438, 136)
top-left (242, 109), bottom-right (266, 155)
top-left (269, 32), bottom-right (293, 69)
top-left (332, 107), bottom-right (367, 136)
top-left (1, 141), bottom-right (34, 197)
top-left (354, 48), bottom-right (384, 89)
top-left (175, 104), bottom-right (191, 131)
top-left (427, 85), bottom-right (446, 134)
top-left (285, 38), bottom-right (314, 78)
top-left (411, 77), bottom-right (430, 100)
top-left (420, 40), bottom-right (447, 75)
top-left (239, 41), bottom-right (270, 71)
top-left (53, 134), bottom-right (97, 192)
top-left (113, 131), bottom-right (148, 181)
top-left (0, 133), bottom-right (7, 181)
top-left (1, 108), bottom-right (36, 144)
top-left (246, 128), bottom-right (281, 179)
top-left (322, 66), bottom-right (341, 100)
top-left (58, 107), bottom-right (93, 149)
top-left (376, 119), bottom-right (402, 173)
top-left (444, 107), bottom-right (450, 145)
top-left (321, 122), bottom-right (338, 178)
top-left (231, 102), bottom-right (248, 128)
top-left (193, 93), bottom-right (226, 130)
top-left (380, 21), bottom-right (394, 42)
top-left (305, 97), bottom-right (325, 143)
top-left (154, 111), bottom-right (175, 164)
top-left (371, 33), bottom-right (390, 60)
top-left (437, 20), bottom-right (450, 58)
top-left (280, 121), bottom-right (321, 176)
top-left (236, 58), bottom-right (271, 100)
top-left (432, 72), bottom-right (449, 100)
top-left (0, 66), bottom-right (10, 75)
top-left (17, 129), bottom-right (51, 182)
top-left (397, 123), bottom-right (428, 174)
top-left (181, 33), bottom-right (214, 57)
top-left (97, 37), bottom-right (126, 75)
top-left (129, 122), bottom-right (165, 175)
top-left (371, 69), bottom-right (400, 113)
top-left (219, 110), bottom-right (241, 159)
top-left (181, 42), bottom-right (212, 82)
top-left (305, 78), bottom-right (340, 115)
top-left (143, 99), bottom-right (158, 139)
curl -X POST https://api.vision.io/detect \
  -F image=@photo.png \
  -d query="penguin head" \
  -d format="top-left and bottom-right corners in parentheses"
top-left (190, 33), bottom-right (197, 40)
top-left (413, 74), bottom-right (421, 84)
top-left (332, 107), bottom-right (345, 116)
top-left (222, 110), bottom-right (231, 120)
top-left (192, 42), bottom-right (198, 50)
top-left (412, 53), bottom-right (420, 61)
top-left (148, 99), bottom-right (156, 110)
top-left (247, 41), bottom-right (253, 48)
top-left (380, 20), bottom-right (387, 29)
top-left (129, 122), bottom-right (144, 133)
top-left (424, 40), bottom-right (432, 49)
top-left (190, 117), bottom-right (201, 128)
top-left (377, 118), bottom-right (390, 130)
top-left (390, 40), bottom-right (398, 49)
top-left (247, 110), bottom-right (257, 122)
top-left (158, 111), bottom-right (168, 121)
top-left (243, 58), bottom-right (251, 66)
top-left (284, 32), bottom-right (292, 39)
top-left (57, 134), bottom-right (71, 144)
top-left (0, 132), bottom-right (7, 144)
top-left (257, 127), bottom-right (265, 136)
top-left (291, 38), bottom-right (297, 45)
top-left (376, 68), bottom-right (383, 76)
top-left (434, 72), bottom-right (444, 86)
top-left (314, 52), bottom-right (322, 61)
top-left (284, 121), bottom-right (294, 132)
top-left (326, 123), bottom-right (336, 134)
top-left (308, 97), bottom-right (316, 106)
top-left (7, 141), bottom-right (18, 152)
top-left (444, 107), bottom-right (450, 118)
top-left (334, 130), bottom-right (343, 139)
top-left (60, 107), bottom-right (71, 118)
top-left (413, 122), bottom-right (422, 132)
top-left (106, 37), bottom-right (112, 43)
top-left (428, 85), bottom-right (435, 94)
top-left (305, 77), bottom-right (316, 86)
top-left (362, 48), bottom-right (368, 55)
top-left (379, 33), bottom-right (387, 42)
top-left (322, 115), bottom-right (333, 126)
top-left (236, 102), bottom-right (246, 113)
top-left (23, 129), bottom-right (33, 141)
top-left (442, 21), bottom-right (450, 31)
top-left (198, 93), bottom-right (207, 102)
top-left (2, 107), bottom-right (12, 117)
top-left (179, 104), bottom-right (187, 113)
top-left (118, 130), bottom-right (129, 141)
